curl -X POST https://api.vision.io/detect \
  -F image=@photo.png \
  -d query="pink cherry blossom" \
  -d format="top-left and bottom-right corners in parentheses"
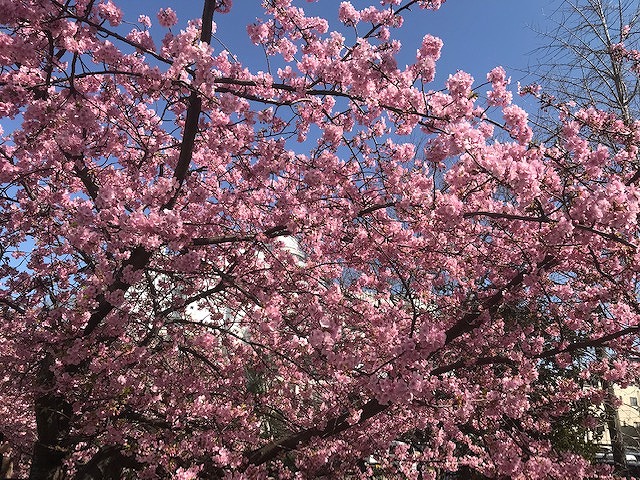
top-left (0, 1), bottom-right (638, 479)
top-left (157, 7), bottom-right (178, 28)
top-left (97, 0), bottom-right (123, 27)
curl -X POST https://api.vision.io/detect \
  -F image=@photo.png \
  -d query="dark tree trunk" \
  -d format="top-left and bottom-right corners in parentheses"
top-left (73, 447), bottom-right (140, 480)
top-left (29, 355), bottom-right (71, 480)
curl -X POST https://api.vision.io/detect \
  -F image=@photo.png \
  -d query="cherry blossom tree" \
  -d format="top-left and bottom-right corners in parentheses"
top-left (1, 0), bottom-right (640, 478)
top-left (530, 1), bottom-right (640, 471)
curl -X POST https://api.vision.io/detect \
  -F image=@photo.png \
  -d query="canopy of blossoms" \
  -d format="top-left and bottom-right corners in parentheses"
top-left (1, 1), bottom-right (640, 478)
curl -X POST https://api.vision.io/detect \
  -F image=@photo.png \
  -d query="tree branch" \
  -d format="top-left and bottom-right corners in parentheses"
top-left (445, 255), bottom-right (558, 345)
top-left (246, 399), bottom-right (386, 466)
top-left (244, 256), bottom-right (558, 467)
top-left (192, 225), bottom-right (290, 246)
top-left (463, 211), bottom-right (551, 223)
top-left (0, 297), bottom-right (25, 314)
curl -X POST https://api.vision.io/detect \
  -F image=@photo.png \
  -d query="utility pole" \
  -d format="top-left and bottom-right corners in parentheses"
top-left (602, 377), bottom-right (627, 472)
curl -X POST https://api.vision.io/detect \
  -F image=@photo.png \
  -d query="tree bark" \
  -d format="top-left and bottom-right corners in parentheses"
top-left (73, 447), bottom-right (141, 480)
top-left (29, 355), bottom-right (71, 480)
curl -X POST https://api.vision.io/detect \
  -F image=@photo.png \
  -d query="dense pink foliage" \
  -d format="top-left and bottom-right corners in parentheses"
top-left (0, 0), bottom-right (639, 478)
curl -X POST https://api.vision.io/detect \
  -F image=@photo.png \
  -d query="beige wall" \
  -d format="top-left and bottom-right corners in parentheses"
top-left (616, 385), bottom-right (640, 428)
top-left (596, 385), bottom-right (640, 445)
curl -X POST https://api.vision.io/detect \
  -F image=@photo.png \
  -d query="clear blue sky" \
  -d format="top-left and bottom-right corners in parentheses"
top-left (123, 0), bottom-right (555, 90)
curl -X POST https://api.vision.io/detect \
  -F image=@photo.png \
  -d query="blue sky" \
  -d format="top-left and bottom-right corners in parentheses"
top-left (123, 1), bottom-right (554, 90)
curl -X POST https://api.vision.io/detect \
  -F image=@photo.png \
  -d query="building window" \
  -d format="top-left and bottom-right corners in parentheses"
top-left (631, 397), bottom-right (638, 407)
